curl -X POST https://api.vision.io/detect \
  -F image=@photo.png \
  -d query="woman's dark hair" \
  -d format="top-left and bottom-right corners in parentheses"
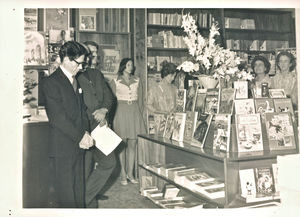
top-left (118, 58), bottom-right (135, 75)
top-left (160, 61), bottom-right (177, 78)
top-left (251, 55), bottom-right (271, 74)
top-left (276, 51), bottom-right (296, 72)
top-left (59, 41), bottom-right (87, 63)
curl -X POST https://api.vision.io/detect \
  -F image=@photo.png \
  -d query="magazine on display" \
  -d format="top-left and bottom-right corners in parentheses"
top-left (194, 88), bottom-right (207, 114)
top-left (265, 112), bottom-right (296, 150)
top-left (163, 113), bottom-right (175, 139)
top-left (219, 88), bottom-right (235, 114)
top-left (234, 99), bottom-right (255, 115)
top-left (269, 89), bottom-right (286, 98)
top-left (236, 114), bottom-right (264, 152)
top-left (175, 89), bottom-right (187, 112)
top-left (204, 88), bottom-right (220, 114)
top-left (154, 113), bottom-right (168, 137)
top-left (239, 169), bottom-right (257, 199)
top-left (212, 114), bottom-right (231, 152)
top-left (273, 98), bottom-right (294, 114)
top-left (185, 80), bottom-right (199, 112)
top-left (148, 113), bottom-right (156, 134)
top-left (234, 81), bottom-right (248, 99)
top-left (183, 111), bottom-right (198, 143)
top-left (191, 114), bottom-right (213, 148)
top-left (254, 98), bottom-right (275, 114)
top-left (172, 113), bottom-right (187, 141)
top-left (254, 167), bottom-right (276, 197)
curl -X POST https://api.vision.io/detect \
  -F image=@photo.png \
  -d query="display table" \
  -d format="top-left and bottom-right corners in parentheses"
top-left (137, 134), bottom-right (298, 208)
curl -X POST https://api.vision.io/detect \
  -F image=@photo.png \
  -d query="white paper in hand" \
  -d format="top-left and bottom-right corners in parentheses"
top-left (91, 124), bottom-right (122, 156)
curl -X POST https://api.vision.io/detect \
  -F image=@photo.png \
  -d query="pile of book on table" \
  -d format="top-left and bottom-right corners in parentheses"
top-left (143, 163), bottom-right (225, 200)
top-left (147, 80), bottom-right (297, 153)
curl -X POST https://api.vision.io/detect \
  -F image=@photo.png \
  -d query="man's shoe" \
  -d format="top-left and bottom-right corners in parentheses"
top-left (96, 195), bottom-right (109, 200)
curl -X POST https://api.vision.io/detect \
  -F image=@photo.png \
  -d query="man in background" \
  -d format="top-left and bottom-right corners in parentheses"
top-left (42, 41), bottom-right (94, 208)
top-left (78, 41), bottom-right (116, 208)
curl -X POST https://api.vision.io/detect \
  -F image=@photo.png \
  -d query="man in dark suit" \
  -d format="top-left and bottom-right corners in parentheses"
top-left (43, 41), bottom-right (94, 208)
top-left (78, 41), bottom-right (116, 208)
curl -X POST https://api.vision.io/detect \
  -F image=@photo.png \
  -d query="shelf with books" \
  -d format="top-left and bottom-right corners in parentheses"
top-left (225, 28), bottom-right (292, 35)
top-left (78, 31), bottom-right (131, 35)
top-left (147, 47), bottom-right (188, 52)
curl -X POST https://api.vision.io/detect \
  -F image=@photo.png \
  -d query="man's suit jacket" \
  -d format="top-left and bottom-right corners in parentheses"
top-left (42, 67), bottom-right (89, 157)
top-left (77, 67), bottom-right (114, 131)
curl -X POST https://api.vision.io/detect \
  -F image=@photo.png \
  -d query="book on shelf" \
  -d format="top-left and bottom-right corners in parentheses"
top-left (204, 88), bottom-right (220, 114)
top-left (195, 179), bottom-right (225, 190)
top-left (172, 168), bottom-right (197, 184)
top-left (265, 112), bottom-right (296, 150)
top-left (250, 40), bottom-right (260, 51)
top-left (141, 186), bottom-right (159, 196)
top-left (183, 111), bottom-right (198, 143)
top-left (269, 89), bottom-right (286, 98)
top-left (149, 163), bottom-right (164, 174)
top-left (185, 81), bottom-right (199, 112)
top-left (154, 113), bottom-right (168, 137)
top-left (152, 35), bottom-right (164, 48)
top-left (219, 88), bottom-right (235, 114)
top-left (172, 112), bottom-right (187, 142)
top-left (225, 17), bottom-right (241, 29)
top-left (236, 114), bottom-right (264, 152)
top-left (194, 88), bottom-right (207, 114)
top-left (184, 171), bottom-right (215, 190)
top-left (272, 164), bottom-right (279, 193)
top-left (191, 114), bottom-right (213, 148)
top-left (239, 169), bottom-right (257, 199)
top-left (147, 56), bottom-right (157, 73)
top-left (147, 113), bottom-right (156, 134)
top-left (202, 186), bottom-right (225, 199)
top-left (163, 184), bottom-right (180, 199)
top-left (163, 113), bottom-right (175, 139)
top-left (234, 81), bottom-right (248, 99)
top-left (254, 167), bottom-right (276, 197)
top-left (140, 176), bottom-right (153, 190)
top-left (159, 198), bottom-right (185, 207)
top-left (273, 98), bottom-right (294, 114)
top-left (175, 89), bottom-right (187, 112)
top-left (148, 190), bottom-right (164, 198)
top-left (254, 98), bottom-right (275, 114)
top-left (234, 99), bottom-right (255, 115)
top-left (213, 114), bottom-right (231, 152)
top-left (160, 164), bottom-right (186, 177)
top-left (240, 19), bottom-right (255, 29)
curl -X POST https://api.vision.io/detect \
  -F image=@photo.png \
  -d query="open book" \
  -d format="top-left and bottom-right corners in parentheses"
top-left (91, 124), bottom-right (122, 156)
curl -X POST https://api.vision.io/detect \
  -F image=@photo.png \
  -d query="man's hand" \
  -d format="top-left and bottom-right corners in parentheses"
top-left (79, 132), bottom-right (94, 149)
top-left (93, 108), bottom-right (108, 123)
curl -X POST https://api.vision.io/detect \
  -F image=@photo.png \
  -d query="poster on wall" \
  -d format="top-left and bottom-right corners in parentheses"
top-left (100, 45), bottom-right (120, 75)
top-left (79, 15), bottom-right (96, 31)
top-left (24, 31), bottom-right (47, 66)
top-left (24, 8), bottom-right (38, 31)
top-left (45, 8), bottom-right (69, 31)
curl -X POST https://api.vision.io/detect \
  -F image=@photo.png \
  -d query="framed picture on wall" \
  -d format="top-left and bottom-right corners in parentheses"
top-left (99, 44), bottom-right (120, 75)
top-left (79, 15), bottom-right (96, 31)
top-left (24, 8), bottom-right (38, 31)
top-left (45, 8), bottom-right (69, 31)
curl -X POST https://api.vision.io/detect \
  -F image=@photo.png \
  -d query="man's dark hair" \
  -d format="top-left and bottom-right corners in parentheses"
top-left (59, 41), bottom-right (87, 63)
top-left (83, 41), bottom-right (99, 50)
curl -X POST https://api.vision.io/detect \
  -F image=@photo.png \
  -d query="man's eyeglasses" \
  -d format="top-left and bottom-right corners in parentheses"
top-left (73, 59), bottom-right (86, 66)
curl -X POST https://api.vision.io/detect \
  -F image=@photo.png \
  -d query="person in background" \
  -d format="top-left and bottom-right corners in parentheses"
top-left (42, 41), bottom-right (94, 208)
top-left (147, 61), bottom-right (177, 114)
top-left (250, 56), bottom-right (272, 97)
top-left (84, 40), bottom-right (99, 69)
top-left (110, 58), bottom-right (146, 185)
top-left (77, 41), bottom-right (116, 208)
top-left (272, 51), bottom-right (298, 108)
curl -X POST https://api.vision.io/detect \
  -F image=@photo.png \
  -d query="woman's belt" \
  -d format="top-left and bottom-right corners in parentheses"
top-left (117, 100), bottom-right (137, 105)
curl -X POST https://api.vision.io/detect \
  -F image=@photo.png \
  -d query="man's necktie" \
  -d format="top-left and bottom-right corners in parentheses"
top-left (72, 76), bottom-right (77, 92)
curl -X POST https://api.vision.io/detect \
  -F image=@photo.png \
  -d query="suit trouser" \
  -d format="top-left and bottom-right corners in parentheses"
top-left (85, 147), bottom-right (116, 208)
top-left (54, 152), bottom-right (85, 208)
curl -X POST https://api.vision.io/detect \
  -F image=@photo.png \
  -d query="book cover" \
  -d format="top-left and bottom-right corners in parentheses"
top-left (236, 114), bottom-right (264, 152)
top-left (185, 81), bottom-right (199, 112)
top-left (273, 98), bottom-right (294, 114)
top-left (163, 113), bottom-right (175, 139)
top-left (234, 81), bottom-right (248, 99)
top-left (234, 99), bottom-right (255, 115)
top-left (163, 184), bottom-right (180, 199)
top-left (213, 114), bottom-right (231, 152)
top-left (194, 88), bottom-right (207, 114)
top-left (254, 98), bottom-right (275, 114)
top-left (155, 113), bottom-right (168, 137)
top-left (203, 187), bottom-right (225, 199)
top-left (254, 167), bottom-right (276, 197)
top-left (219, 88), bottom-right (235, 114)
top-left (175, 89), bottom-right (187, 112)
top-left (148, 114), bottom-right (156, 134)
top-left (172, 113), bottom-right (187, 142)
top-left (265, 113), bottom-right (296, 150)
top-left (239, 168), bottom-right (257, 198)
top-left (195, 179), bottom-right (225, 190)
top-left (183, 111), bottom-right (198, 143)
top-left (269, 89), bottom-right (286, 98)
top-left (191, 114), bottom-right (213, 148)
top-left (204, 88), bottom-right (219, 114)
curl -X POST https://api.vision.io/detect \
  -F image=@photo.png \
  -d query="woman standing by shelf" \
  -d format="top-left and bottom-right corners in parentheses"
top-left (110, 58), bottom-right (146, 186)
top-left (147, 61), bottom-right (177, 114)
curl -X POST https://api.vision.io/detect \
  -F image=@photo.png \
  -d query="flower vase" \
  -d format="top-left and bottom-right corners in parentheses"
top-left (196, 75), bottom-right (219, 89)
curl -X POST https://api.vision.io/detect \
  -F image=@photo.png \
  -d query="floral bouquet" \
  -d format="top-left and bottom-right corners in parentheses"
top-left (177, 13), bottom-right (253, 82)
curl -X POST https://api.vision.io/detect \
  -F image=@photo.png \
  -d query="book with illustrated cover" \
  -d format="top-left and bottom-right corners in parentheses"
top-left (175, 89), bottom-right (187, 112)
top-left (147, 113), bottom-right (156, 134)
top-left (163, 113), bottom-right (175, 139)
top-left (236, 114), bottom-right (264, 152)
top-left (172, 113), bottom-right (187, 141)
top-left (254, 167), bottom-right (276, 197)
top-left (273, 98), bottom-right (294, 114)
top-left (254, 98), bottom-right (275, 114)
top-left (239, 169), bottom-right (257, 199)
top-left (153, 113), bottom-right (168, 137)
top-left (219, 88), bottom-right (235, 114)
top-left (265, 113), bottom-right (296, 150)
top-left (234, 81), bottom-right (248, 99)
top-left (234, 99), bottom-right (255, 115)
top-left (160, 164), bottom-right (186, 177)
top-left (185, 80), bottom-right (199, 111)
top-left (183, 111), bottom-right (198, 143)
top-left (191, 114), bottom-right (213, 148)
top-left (213, 114), bottom-right (231, 152)
top-left (195, 179), bottom-right (225, 190)
top-left (194, 88), bottom-right (207, 114)
top-left (203, 187), bottom-right (225, 199)
top-left (269, 89), bottom-right (286, 98)
top-left (163, 184), bottom-right (180, 199)
top-left (204, 88), bottom-right (220, 114)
